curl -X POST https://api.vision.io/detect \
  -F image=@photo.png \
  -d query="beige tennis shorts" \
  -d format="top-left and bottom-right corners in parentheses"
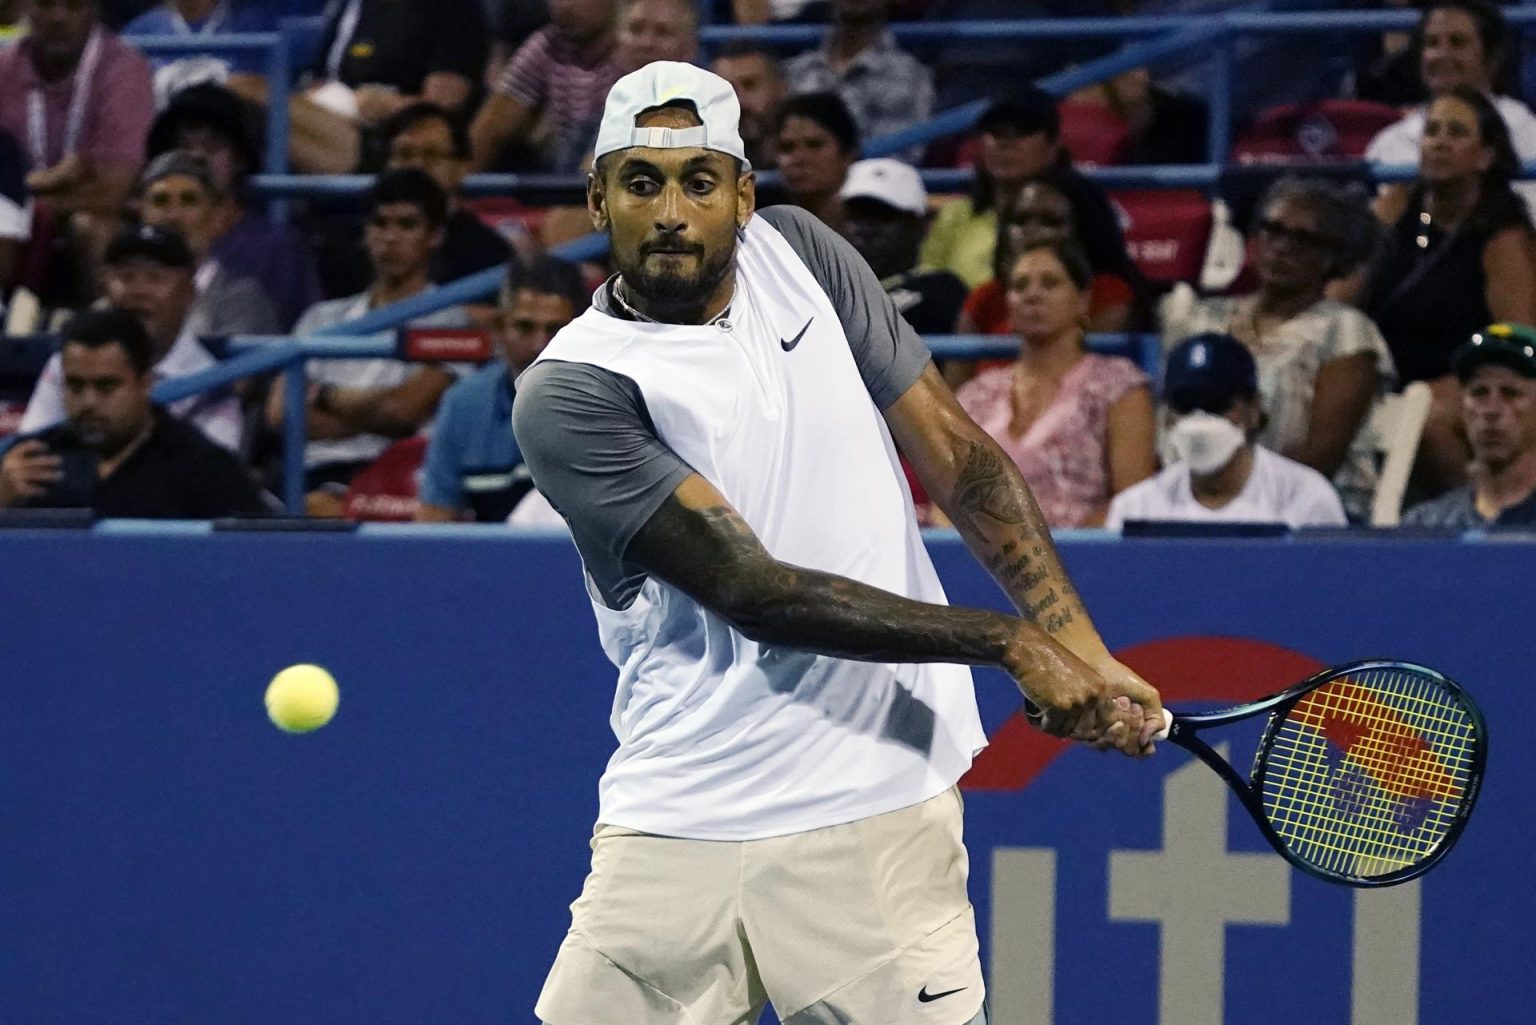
top-left (534, 787), bottom-right (986, 1025)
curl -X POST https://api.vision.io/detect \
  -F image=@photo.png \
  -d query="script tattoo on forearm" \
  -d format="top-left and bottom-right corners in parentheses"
top-left (947, 438), bottom-right (1089, 640)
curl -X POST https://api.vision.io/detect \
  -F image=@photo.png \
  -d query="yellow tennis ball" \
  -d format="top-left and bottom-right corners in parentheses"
top-left (265, 664), bottom-right (339, 734)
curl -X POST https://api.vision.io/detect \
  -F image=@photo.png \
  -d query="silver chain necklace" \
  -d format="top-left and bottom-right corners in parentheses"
top-left (614, 278), bottom-right (735, 331)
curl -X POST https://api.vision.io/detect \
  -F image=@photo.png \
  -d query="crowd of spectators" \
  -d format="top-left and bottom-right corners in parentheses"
top-left (2, 0), bottom-right (1536, 535)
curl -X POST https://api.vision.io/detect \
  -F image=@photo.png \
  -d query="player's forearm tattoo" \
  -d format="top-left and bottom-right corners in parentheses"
top-left (945, 438), bottom-right (1087, 641)
top-left (951, 443), bottom-right (1027, 529)
top-left (628, 495), bottom-right (1066, 677)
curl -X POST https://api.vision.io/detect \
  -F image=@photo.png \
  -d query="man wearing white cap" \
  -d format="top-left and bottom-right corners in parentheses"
top-left (513, 61), bottom-right (1165, 1025)
top-left (838, 157), bottom-right (968, 335)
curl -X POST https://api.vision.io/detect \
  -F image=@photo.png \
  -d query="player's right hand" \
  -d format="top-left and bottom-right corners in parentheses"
top-left (1004, 627), bottom-right (1154, 758)
top-left (0, 440), bottom-right (62, 506)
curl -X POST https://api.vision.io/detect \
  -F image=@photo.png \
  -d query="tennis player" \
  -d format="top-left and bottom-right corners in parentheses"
top-left (512, 62), bottom-right (1165, 1025)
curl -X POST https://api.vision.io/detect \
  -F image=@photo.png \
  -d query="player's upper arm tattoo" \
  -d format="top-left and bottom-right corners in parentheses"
top-left (625, 483), bottom-right (779, 617)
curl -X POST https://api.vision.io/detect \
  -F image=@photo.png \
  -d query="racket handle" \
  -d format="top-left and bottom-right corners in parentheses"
top-left (1154, 708), bottom-right (1174, 742)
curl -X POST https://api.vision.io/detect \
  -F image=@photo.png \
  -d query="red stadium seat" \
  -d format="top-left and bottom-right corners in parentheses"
top-left (462, 196), bottom-right (543, 243)
top-left (343, 436), bottom-right (429, 523)
top-left (1233, 99), bottom-right (1403, 163)
top-left (942, 105), bottom-right (1132, 170)
top-left (1111, 189), bottom-right (1213, 283)
top-left (1057, 102), bottom-right (1131, 167)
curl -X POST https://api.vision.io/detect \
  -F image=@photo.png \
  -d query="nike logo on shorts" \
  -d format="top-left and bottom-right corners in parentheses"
top-left (781, 317), bottom-right (813, 352)
top-left (917, 984), bottom-right (967, 1003)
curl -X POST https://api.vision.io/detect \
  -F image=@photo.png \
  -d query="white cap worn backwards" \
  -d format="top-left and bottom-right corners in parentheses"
top-left (594, 61), bottom-right (751, 170)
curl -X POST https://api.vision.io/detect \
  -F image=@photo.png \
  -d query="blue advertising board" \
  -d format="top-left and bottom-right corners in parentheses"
top-left (0, 528), bottom-right (1525, 1024)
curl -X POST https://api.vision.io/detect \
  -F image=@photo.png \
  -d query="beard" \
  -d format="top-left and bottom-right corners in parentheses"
top-left (70, 415), bottom-right (141, 458)
top-left (617, 235), bottom-right (737, 310)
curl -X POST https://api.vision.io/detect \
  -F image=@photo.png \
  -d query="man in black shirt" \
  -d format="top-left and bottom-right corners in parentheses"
top-left (836, 158), bottom-right (968, 335)
top-left (285, 0), bottom-right (489, 173)
top-left (313, 0), bottom-right (488, 112)
top-left (384, 104), bottom-right (514, 290)
top-left (0, 309), bottom-right (270, 518)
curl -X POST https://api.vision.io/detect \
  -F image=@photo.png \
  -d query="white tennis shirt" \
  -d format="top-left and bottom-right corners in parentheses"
top-left (514, 207), bottom-right (986, 840)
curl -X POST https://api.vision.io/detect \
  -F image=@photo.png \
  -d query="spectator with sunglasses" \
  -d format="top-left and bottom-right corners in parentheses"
top-left (1162, 177), bottom-right (1392, 522)
top-left (957, 177), bottom-right (1140, 339)
top-left (921, 91), bottom-right (1127, 292)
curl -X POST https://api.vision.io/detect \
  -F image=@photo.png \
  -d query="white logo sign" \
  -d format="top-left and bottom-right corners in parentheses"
top-left (989, 750), bottom-right (1423, 1023)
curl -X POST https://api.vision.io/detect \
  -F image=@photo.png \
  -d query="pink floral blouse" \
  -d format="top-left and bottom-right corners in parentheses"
top-left (954, 354), bottom-right (1149, 527)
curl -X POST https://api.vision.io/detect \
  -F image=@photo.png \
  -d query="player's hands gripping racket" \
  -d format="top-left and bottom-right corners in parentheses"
top-left (1028, 659), bottom-right (1486, 886)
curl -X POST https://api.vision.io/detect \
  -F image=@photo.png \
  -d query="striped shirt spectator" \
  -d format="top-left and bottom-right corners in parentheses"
top-left (476, 20), bottom-right (623, 172)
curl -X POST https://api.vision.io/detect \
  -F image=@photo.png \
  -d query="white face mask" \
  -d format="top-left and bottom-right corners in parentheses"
top-left (1165, 410), bottom-right (1247, 475)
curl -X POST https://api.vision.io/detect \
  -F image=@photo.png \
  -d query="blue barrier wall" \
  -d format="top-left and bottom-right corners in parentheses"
top-left (1, 530), bottom-right (1527, 1025)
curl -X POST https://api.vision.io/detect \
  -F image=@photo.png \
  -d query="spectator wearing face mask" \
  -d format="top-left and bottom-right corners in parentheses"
top-left (1109, 333), bottom-right (1347, 530)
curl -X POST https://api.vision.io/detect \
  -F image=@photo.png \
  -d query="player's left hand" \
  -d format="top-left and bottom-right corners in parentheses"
top-left (1086, 656), bottom-right (1164, 757)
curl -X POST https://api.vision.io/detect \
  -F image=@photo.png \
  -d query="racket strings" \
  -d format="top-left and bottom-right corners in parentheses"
top-left (1267, 672), bottom-right (1472, 872)
top-left (1257, 668), bottom-right (1478, 880)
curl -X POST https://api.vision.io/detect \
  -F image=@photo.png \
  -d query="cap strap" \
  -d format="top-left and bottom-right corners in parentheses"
top-left (624, 125), bottom-right (710, 150)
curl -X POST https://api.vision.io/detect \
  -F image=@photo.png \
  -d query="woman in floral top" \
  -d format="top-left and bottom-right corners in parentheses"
top-left (944, 238), bottom-right (1157, 527)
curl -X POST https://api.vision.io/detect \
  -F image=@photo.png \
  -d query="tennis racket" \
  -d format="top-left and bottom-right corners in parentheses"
top-left (1035, 659), bottom-right (1487, 887)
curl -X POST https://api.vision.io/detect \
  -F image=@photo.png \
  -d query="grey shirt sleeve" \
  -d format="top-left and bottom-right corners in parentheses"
top-left (202, 273), bottom-right (281, 336)
top-left (758, 204), bottom-right (931, 409)
top-left (511, 358), bottom-right (695, 608)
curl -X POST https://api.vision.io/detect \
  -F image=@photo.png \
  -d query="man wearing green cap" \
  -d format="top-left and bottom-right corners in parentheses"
top-left (1405, 323), bottom-right (1536, 526)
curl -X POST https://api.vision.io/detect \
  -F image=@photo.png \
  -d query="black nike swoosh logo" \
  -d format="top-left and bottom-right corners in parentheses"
top-left (780, 317), bottom-right (813, 352)
top-left (917, 985), bottom-right (967, 1003)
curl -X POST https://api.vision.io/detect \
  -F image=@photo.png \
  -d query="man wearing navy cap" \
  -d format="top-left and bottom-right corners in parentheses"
top-left (17, 222), bottom-right (244, 452)
top-left (1109, 332), bottom-right (1347, 529)
top-left (1405, 323), bottom-right (1536, 527)
top-left (514, 61), bottom-right (1166, 1025)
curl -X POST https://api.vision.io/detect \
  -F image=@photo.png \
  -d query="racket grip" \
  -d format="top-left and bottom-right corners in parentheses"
top-left (1153, 708), bottom-right (1173, 741)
